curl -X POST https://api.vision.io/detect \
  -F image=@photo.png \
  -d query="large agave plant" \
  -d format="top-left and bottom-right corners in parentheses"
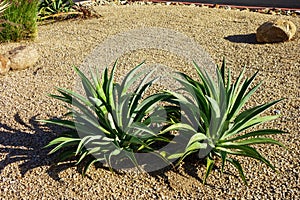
top-left (41, 61), bottom-right (172, 175)
top-left (166, 59), bottom-right (286, 184)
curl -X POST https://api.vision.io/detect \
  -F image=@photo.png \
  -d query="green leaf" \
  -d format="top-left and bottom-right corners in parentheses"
top-left (38, 119), bottom-right (76, 130)
top-left (185, 141), bottom-right (207, 153)
top-left (135, 92), bottom-right (171, 122)
top-left (44, 136), bottom-right (78, 148)
top-left (220, 138), bottom-right (285, 148)
top-left (216, 145), bottom-right (276, 171)
top-left (227, 129), bottom-right (286, 142)
top-left (206, 96), bottom-right (227, 140)
top-left (227, 72), bottom-right (260, 120)
top-left (48, 138), bottom-right (81, 154)
top-left (56, 87), bottom-right (93, 107)
top-left (73, 66), bottom-right (97, 99)
top-left (129, 74), bottom-right (158, 116)
top-left (106, 60), bottom-right (118, 110)
top-left (220, 151), bottom-right (227, 173)
top-left (82, 157), bottom-right (98, 176)
top-left (220, 58), bottom-right (226, 83)
top-left (226, 67), bottom-right (231, 92)
top-left (226, 115), bottom-right (280, 139)
top-left (231, 67), bottom-right (246, 105)
top-left (203, 156), bottom-right (215, 184)
top-left (186, 133), bottom-right (208, 147)
top-left (226, 158), bottom-right (248, 185)
top-left (76, 150), bottom-right (88, 165)
top-left (76, 136), bottom-right (99, 156)
top-left (56, 149), bottom-right (76, 162)
top-left (168, 152), bottom-right (184, 160)
top-left (235, 99), bottom-right (283, 125)
top-left (120, 61), bottom-right (145, 94)
top-left (159, 123), bottom-right (196, 135)
top-left (125, 150), bottom-right (142, 172)
top-left (108, 148), bottom-right (122, 168)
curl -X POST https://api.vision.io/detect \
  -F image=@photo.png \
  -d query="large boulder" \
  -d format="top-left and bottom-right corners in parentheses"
top-left (0, 54), bottom-right (11, 75)
top-left (8, 46), bottom-right (39, 70)
top-left (256, 19), bottom-right (297, 43)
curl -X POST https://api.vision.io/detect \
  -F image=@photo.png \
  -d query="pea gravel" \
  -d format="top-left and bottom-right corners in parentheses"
top-left (0, 4), bottom-right (299, 199)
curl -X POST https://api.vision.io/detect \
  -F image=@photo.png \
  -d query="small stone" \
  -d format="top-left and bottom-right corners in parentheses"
top-left (256, 19), bottom-right (297, 43)
top-left (224, 6), bottom-right (231, 10)
top-left (273, 109), bottom-right (281, 115)
top-left (120, 0), bottom-right (127, 5)
top-left (0, 54), bottom-right (11, 75)
top-left (7, 46), bottom-right (39, 70)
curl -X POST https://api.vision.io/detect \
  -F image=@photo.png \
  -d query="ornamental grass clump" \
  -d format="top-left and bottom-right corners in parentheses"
top-left (42, 62), bottom-right (172, 175)
top-left (0, 0), bottom-right (39, 42)
top-left (164, 59), bottom-right (286, 184)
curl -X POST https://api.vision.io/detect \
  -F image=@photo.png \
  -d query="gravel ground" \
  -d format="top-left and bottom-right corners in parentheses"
top-left (0, 4), bottom-right (300, 199)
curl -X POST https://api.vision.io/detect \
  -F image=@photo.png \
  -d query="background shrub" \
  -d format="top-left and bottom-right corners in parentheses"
top-left (0, 0), bottom-right (39, 42)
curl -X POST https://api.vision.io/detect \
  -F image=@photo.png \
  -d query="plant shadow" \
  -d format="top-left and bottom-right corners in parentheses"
top-left (0, 113), bottom-right (71, 180)
top-left (0, 114), bottom-right (239, 185)
top-left (224, 33), bottom-right (257, 44)
top-left (147, 153), bottom-right (216, 189)
top-left (180, 153), bottom-right (205, 183)
top-left (149, 168), bottom-right (174, 191)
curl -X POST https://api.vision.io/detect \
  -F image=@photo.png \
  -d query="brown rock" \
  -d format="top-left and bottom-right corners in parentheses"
top-left (256, 19), bottom-right (297, 43)
top-left (0, 54), bottom-right (11, 75)
top-left (8, 46), bottom-right (39, 70)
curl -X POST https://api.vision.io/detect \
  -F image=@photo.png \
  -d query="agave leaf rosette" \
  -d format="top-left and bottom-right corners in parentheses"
top-left (42, 61), bottom-right (172, 175)
top-left (168, 59), bottom-right (286, 184)
top-left (38, 0), bottom-right (75, 17)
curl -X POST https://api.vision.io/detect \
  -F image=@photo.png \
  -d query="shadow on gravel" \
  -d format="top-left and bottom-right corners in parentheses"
top-left (0, 113), bottom-right (68, 178)
top-left (224, 33), bottom-right (257, 44)
top-left (0, 113), bottom-right (240, 184)
top-left (148, 165), bottom-right (175, 190)
top-left (147, 154), bottom-right (214, 188)
top-left (181, 155), bottom-right (205, 182)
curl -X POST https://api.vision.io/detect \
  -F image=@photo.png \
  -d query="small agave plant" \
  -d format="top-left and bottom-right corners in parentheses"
top-left (166, 59), bottom-right (286, 185)
top-left (38, 0), bottom-right (75, 20)
top-left (41, 61), bottom-right (172, 175)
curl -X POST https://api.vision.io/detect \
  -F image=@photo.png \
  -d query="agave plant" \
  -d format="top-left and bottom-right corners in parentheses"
top-left (41, 61), bottom-right (172, 175)
top-left (38, 0), bottom-right (75, 17)
top-left (166, 59), bottom-right (286, 184)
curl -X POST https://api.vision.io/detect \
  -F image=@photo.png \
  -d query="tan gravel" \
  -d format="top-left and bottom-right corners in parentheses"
top-left (0, 4), bottom-right (299, 199)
